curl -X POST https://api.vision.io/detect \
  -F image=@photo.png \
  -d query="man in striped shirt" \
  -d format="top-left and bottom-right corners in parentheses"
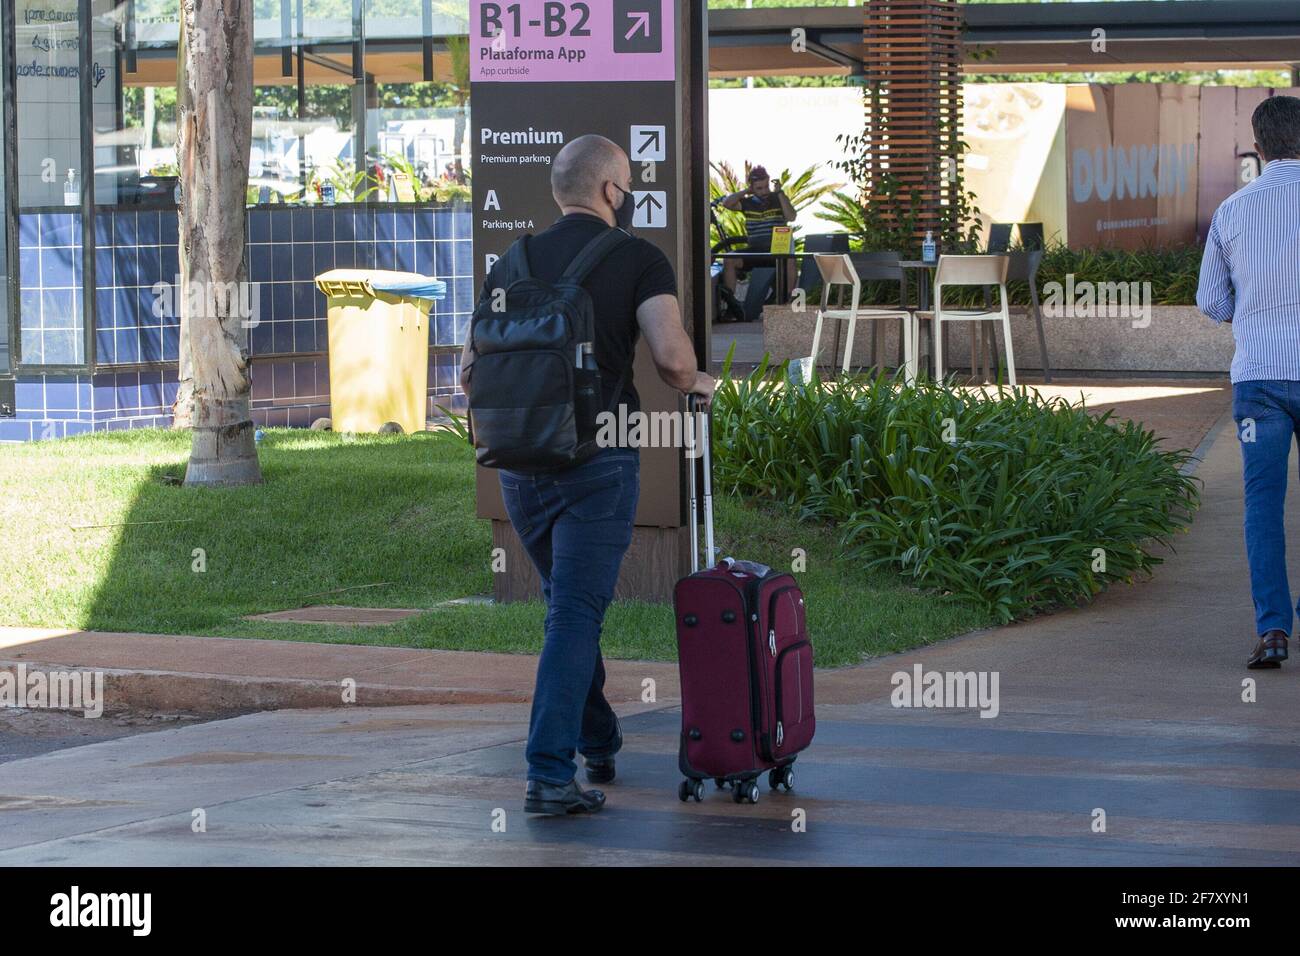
top-left (1197, 94), bottom-right (1300, 670)
top-left (719, 165), bottom-right (798, 301)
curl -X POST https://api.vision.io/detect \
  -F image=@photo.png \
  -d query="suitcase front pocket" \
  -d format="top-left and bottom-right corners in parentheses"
top-left (773, 640), bottom-right (815, 755)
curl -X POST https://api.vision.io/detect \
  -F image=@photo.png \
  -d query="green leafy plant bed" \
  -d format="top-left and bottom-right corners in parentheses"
top-left (713, 362), bottom-right (1201, 622)
top-left (0, 427), bottom-right (988, 665)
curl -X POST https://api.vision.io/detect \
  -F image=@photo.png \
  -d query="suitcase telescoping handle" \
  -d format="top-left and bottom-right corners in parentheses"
top-left (686, 393), bottom-right (716, 573)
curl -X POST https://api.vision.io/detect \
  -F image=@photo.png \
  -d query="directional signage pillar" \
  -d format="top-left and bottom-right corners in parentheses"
top-left (469, 0), bottom-right (708, 603)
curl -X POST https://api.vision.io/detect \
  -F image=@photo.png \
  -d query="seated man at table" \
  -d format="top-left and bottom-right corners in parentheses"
top-left (719, 165), bottom-right (798, 299)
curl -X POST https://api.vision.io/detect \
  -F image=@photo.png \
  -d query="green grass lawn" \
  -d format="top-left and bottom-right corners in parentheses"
top-left (0, 428), bottom-right (990, 667)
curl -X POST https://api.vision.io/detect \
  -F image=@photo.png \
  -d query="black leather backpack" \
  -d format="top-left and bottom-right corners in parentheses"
top-left (466, 227), bottom-right (632, 471)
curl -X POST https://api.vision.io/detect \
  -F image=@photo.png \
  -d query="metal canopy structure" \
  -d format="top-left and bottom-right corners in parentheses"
top-left (708, 1), bottom-right (1300, 78)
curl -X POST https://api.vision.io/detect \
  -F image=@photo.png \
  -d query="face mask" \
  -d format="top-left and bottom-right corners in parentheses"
top-left (612, 184), bottom-right (636, 231)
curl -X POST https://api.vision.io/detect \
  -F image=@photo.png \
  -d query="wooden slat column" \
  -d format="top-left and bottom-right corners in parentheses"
top-left (863, 0), bottom-right (964, 240)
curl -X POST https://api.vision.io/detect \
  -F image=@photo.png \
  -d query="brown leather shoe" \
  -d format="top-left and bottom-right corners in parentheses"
top-left (1247, 630), bottom-right (1289, 669)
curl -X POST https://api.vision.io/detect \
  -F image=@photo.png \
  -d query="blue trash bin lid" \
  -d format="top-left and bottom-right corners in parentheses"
top-left (369, 273), bottom-right (447, 303)
top-left (315, 269), bottom-right (446, 304)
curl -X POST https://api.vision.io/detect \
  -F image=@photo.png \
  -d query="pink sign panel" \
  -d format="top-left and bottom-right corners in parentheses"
top-left (470, 0), bottom-right (676, 83)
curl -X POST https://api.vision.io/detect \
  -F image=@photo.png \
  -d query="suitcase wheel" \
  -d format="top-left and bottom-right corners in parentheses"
top-left (678, 779), bottom-right (706, 803)
top-left (732, 779), bottom-right (761, 805)
top-left (768, 766), bottom-right (795, 792)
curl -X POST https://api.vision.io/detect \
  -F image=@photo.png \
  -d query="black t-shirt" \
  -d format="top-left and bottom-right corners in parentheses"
top-left (478, 214), bottom-right (677, 412)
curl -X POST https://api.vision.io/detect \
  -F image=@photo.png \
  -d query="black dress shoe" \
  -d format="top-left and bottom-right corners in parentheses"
top-left (524, 778), bottom-right (606, 815)
top-left (1247, 630), bottom-right (1289, 669)
top-left (583, 718), bottom-right (622, 785)
top-left (585, 756), bottom-right (616, 785)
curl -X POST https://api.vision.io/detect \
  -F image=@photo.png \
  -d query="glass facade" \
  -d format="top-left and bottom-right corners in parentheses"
top-left (0, 8), bottom-right (8, 374)
top-left (1, 0), bottom-right (473, 440)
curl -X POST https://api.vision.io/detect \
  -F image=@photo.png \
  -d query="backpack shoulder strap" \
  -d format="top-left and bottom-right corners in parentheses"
top-left (560, 227), bottom-right (632, 286)
top-left (500, 235), bottom-right (532, 286)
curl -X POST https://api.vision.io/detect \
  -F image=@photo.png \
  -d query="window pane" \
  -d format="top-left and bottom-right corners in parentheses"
top-left (14, 0), bottom-right (87, 367)
top-left (252, 51), bottom-right (357, 204)
top-left (15, 0), bottom-right (83, 207)
top-left (0, 17), bottom-right (8, 372)
top-left (93, 0), bottom-right (178, 206)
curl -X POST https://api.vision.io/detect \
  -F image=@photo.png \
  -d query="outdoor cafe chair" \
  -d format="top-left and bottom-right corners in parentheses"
top-left (797, 232), bottom-right (851, 291)
top-left (741, 266), bottom-right (776, 323)
top-left (811, 253), bottom-right (916, 382)
top-left (1007, 250), bottom-right (1050, 382)
top-left (987, 222), bottom-right (1015, 254)
top-left (848, 251), bottom-right (914, 372)
top-left (912, 254), bottom-right (1016, 387)
top-left (967, 250), bottom-right (1051, 384)
top-left (988, 221), bottom-right (1045, 253)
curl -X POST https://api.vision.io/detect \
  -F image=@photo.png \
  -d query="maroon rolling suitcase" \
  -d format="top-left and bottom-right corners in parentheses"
top-left (673, 398), bottom-right (815, 805)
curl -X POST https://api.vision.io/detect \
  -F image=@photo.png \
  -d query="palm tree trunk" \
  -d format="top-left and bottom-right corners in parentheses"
top-left (178, 0), bottom-right (260, 486)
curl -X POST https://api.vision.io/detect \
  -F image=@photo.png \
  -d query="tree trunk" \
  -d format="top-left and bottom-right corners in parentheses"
top-left (171, 25), bottom-right (194, 430)
top-left (178, 0), bottom-right (260, 486)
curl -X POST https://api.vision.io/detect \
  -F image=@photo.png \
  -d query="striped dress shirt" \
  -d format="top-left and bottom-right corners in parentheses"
top-left (1197, 159), bottom-right (1300, 383)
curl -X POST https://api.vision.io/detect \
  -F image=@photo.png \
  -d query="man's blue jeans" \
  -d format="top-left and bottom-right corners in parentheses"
top-left (499, 448), bottom-right (639, 784)
top-left (1234, 380), bottom-right (1300, 636)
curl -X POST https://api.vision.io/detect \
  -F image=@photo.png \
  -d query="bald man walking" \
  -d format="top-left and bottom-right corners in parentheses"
top-left (461, 135), bottom-right (715, 815)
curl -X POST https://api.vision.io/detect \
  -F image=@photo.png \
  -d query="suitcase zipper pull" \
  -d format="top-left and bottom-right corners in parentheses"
top-left (776, 721), bottom-right (784, 747)
top-left (768, 628), bottom-right (776, 656)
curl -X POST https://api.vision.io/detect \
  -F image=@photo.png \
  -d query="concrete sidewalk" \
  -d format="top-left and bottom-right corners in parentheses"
top-left (0, 628), bottom-right (679, 715)
top-left (6, 407), bottom-right (1300, 864)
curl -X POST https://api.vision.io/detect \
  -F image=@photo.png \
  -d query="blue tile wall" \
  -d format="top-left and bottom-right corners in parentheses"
top-left (91, 210), bottom-right (181, 366)
top-left (245, 203), bottom-right (472, 358)
top-left (17, 213), bottom-right (85, 366)
top-left (6, 202), bottom-right (472, 441)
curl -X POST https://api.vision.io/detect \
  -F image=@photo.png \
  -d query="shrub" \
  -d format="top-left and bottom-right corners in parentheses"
top-left (712, 361), bottom-right (1200, 622)
top-left (1034, 242), bottom-right (1202, 307)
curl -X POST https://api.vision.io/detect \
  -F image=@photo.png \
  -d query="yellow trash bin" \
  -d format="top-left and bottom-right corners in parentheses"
top-left (315, 269), bottom-right (446, 435)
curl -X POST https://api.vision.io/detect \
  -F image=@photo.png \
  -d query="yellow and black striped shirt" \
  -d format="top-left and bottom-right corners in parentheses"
top-left (741, 193), bottom-right (788, 252)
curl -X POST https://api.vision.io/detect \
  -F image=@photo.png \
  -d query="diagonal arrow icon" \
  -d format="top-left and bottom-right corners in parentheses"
top-left (625, 11), bottom-right (651, 40)
top-left (638, 129), bottom-right (661, 156)
top-left (614, 1), bottom-right (662, 54)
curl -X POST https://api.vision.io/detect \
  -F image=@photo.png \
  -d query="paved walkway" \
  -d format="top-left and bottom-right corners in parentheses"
top-left (7, 403), bottom-right (1300, 864)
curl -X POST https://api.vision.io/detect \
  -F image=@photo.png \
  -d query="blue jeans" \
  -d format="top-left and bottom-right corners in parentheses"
top-left (499, 448), bottom-right (639, 784)
top-left (1234, 380), bottom-right (1300, 636)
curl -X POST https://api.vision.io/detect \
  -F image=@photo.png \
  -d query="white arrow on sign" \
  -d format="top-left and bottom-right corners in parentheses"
top-left (630, 125), bottom-right (666, 163)
top-left (632, 190), bottom-right (667, 229)
top-left (626, 11), bottom-right (651, 40)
